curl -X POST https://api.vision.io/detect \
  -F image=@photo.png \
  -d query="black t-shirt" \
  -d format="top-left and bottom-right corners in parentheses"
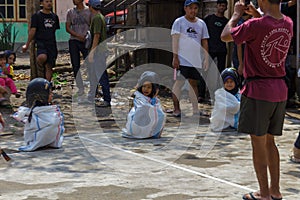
top-left (281, 3), bottom-right (297, 54)
top-left (31, 11), bottom-right (60, 43)
top-left (204, 14), bottom-right (228, 53)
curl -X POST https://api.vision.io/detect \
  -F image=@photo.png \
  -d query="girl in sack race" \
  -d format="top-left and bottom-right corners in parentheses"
top-left (123, 71), bottom-right (166, 139)
top-left (210, 68), bottom-right (241, 132)
top-left (13, 78), bottom-right (64, 151)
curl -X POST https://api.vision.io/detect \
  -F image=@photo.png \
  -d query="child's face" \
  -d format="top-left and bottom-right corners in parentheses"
top-left (142, 81), bottom-right (153, 97)
top-left (0, 57), bottom-right (6, 67)
top-left (224, 78), bottom-right (236, 91)
top-left (7, 55), bottom-right (15, 65)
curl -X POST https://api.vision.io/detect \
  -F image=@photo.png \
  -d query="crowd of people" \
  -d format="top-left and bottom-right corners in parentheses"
top-left (0, 0), bottom-right (299, 199)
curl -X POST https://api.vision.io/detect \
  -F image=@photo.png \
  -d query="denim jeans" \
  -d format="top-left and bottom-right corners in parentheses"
top-left (87, 52), bottom-right (111, 103)
top-left (69, 39), bottom-right (89, 93)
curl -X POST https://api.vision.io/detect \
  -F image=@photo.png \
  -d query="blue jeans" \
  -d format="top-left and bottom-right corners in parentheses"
top-left (69, 39), bottom-right (89, 93)
top-left (87, 52), bottom-right (111, 103)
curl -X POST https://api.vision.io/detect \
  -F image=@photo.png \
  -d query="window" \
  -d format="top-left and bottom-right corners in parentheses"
top-left (0, 0), bottom-right (56, 22)
top-left (18, 0), bottom-right (26, 19)
top-left (0, 0), bottom-right (14, 19)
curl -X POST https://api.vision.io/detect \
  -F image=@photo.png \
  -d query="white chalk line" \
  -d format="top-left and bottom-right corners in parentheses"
top-left (80, 135), bottom-right (254, 192)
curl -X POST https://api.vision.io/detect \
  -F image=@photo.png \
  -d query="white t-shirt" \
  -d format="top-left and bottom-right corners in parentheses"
top-left (171, 16), bottom-right (209, 68)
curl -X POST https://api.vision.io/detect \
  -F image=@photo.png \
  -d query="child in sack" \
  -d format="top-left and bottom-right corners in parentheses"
top-left (210, 67), bottom-right (241, 132)
top-left (123, 71), bottom-right (166, 139)
top-left (13, 78), bottom-right (64, 151)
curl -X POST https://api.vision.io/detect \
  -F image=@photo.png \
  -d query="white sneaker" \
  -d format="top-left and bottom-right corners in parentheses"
top-left (78, 97), bottom-right (94, 104)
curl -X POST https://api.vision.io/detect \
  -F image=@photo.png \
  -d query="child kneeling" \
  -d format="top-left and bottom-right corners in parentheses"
top-left (13, 78), bottom-right (64, 151)
top-left (123, 71), bottom-right (166, 139)
top-left (210, 68), bottom-right (241, 132)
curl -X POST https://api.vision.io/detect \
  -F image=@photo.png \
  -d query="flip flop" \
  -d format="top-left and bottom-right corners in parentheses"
top-left (165, 109), bottom-right (173, 113)
top-left (192, 111), bottom-right (209, 117)
top-left (290, 155), bottom-right (300, 163)
top-left (242, 192), bottom-right (260, 200)
top-left (172, 112), bottom-right (181, 117)
top-left (271, 196), bottom-right (282, 200)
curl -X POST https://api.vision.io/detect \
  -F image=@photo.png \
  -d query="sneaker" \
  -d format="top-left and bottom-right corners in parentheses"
top-left (96, 101), bottom-right (111, 107)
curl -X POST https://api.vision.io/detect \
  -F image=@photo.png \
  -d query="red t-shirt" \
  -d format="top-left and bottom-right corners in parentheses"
top-left (231, 15), bottom-right (293, 102)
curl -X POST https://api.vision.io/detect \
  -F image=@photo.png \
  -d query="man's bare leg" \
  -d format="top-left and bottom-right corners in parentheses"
top-left (45, 63), bottom-right (53, 82)
top-left (36, 54), bottom-right (47, 79)
top-left (250, 134), bottom-right (271, 199)
top-left (172, 80), bottom-right (184, 115)
top-left (266, 134), bottom-right (282, 199)
top-left (188, 79), bottom-right (199, 114)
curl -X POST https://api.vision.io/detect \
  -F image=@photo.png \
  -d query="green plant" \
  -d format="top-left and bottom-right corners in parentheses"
top-left (0, 13), bottom-right (19, 51)
top-left (52, 72), bottom-right (67, 85)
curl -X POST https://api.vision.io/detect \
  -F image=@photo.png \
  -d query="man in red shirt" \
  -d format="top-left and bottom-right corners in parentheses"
top-left (221, 0), bottom-right (293, 200)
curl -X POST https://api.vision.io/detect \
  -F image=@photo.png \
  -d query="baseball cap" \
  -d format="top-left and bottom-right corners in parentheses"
top-left (184, 0), bottom-right (200, 7)
top-left (88, 0), bottom-right (101, 9)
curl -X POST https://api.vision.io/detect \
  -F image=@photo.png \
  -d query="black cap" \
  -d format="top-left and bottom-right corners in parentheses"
top-left (217, 0), bottom-right (228, 4)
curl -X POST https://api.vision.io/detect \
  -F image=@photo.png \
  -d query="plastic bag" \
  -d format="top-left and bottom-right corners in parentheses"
top-left (123, 91), bottom-right (166, 139)
top-left (13, 105), bottom-right (64, 151)
top-left (85, 31), bottom-right (92, 49)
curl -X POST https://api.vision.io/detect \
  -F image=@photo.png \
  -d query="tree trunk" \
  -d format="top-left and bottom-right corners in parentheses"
top-left (26, 0), bottom-right (41, 80)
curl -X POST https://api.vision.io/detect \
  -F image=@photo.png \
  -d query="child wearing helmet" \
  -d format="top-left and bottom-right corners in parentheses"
top-left (13, 78), bottom-right (64, 151)
top-left (123, 71), bottom-right (166, 139)
top-left (210, 68), bottom-right (241, 132)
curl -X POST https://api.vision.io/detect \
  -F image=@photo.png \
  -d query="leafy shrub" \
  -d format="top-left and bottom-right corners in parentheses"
top-left (0, 13), bottom-right (18, 51)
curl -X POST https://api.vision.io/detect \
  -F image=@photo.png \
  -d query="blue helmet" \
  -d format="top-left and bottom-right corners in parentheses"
top-left (26, 78), bottom-right (52, 107)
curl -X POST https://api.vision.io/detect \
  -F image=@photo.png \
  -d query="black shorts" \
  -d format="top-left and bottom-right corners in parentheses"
top-left (36, 40), bottom-right (58, 67)
top-left (238, 95), bottom-right (286, 136)
top-left (178, 66), bottom-right (202, 80)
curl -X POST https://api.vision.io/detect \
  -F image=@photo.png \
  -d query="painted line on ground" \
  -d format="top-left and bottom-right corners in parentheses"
top-left (80, 135), bottom-right (254, 192)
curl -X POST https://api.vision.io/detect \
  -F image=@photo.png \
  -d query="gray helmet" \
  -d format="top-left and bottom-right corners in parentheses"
top-left (26, 78), bottom-right (52, 107)
top-left (137, 71), bottom-right (159, 98)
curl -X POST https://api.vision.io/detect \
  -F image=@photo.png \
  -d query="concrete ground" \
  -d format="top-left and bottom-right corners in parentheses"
top-left (0, 52), bottom-right (299, 200)
top-left (0, 103), bottom-right (299, 200)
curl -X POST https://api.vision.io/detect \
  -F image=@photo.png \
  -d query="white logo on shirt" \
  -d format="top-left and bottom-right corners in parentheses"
top-left (44, 18), bottom-right (55, 28)
top-left (261, 28), bottom-right (291, 68)
top-left (186, 27), bottom-right (198, 38)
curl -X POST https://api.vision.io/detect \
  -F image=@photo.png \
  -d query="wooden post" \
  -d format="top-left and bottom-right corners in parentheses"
top-left (26, 0), bottom-right (40, 80)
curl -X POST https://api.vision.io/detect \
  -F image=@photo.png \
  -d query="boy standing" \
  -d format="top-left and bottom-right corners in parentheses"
top-left (86, 0), bottom-right (111, 106)
top-left (66, 0), bottom-right (92, 98)
top-left (221, 1), bottom-right (293, 200)
top-left (204, 0), bottom-right (228, 73)
top-left (22, 0), bottom-right (60, 81)
top-left (171, 0), bottom-right (209, 117)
